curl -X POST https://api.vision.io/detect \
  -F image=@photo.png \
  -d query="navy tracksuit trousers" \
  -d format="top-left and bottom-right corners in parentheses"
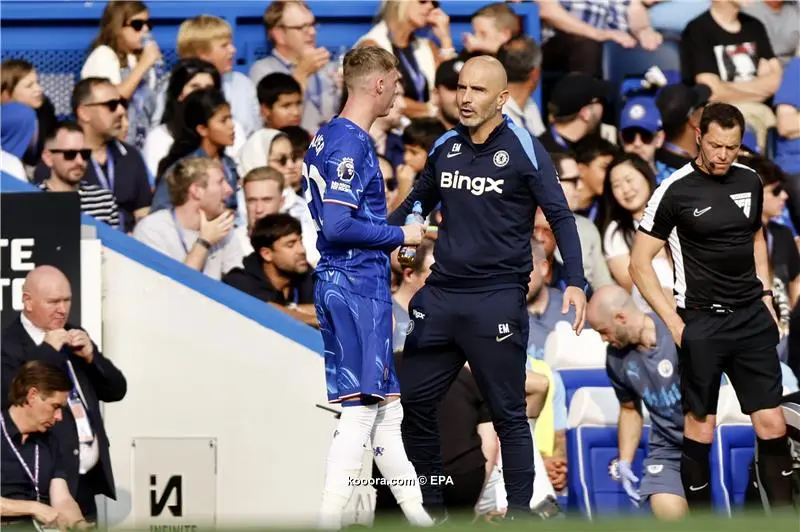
top-left (399, 284), bottom-right (534, 511)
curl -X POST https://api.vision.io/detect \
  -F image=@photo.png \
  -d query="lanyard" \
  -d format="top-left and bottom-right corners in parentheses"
top-left (171, 209), bottom-right (191, 255)
top-left (550, 126), bottom-right (569, 150)
top-left (65, 360), bottom-right (88, 410)
top-left (663, 142), bottom-right (692, 159)
top-left (92, 147), bottom-right (115, 191)
top-left (388, 31), bottom-right (426, 100)
top-left (0, 413), bottom-right (40, 502)
top-left (271, 51), bottom-right (323, 115)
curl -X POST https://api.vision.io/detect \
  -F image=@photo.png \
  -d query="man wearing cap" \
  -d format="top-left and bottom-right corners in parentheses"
top-left (433, 57), bottom-right (466, 130)
top-left (498, 36), bottom-right (545, 137)
top-left (619, 97), bottom-right (665, 175)
top-left (654, 83), bottom-right (711, 185)
top-left (537, 73), bottom-right (610, 154)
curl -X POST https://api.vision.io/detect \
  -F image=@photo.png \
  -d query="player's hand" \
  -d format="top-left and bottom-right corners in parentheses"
top-left (669, 319), bottom-right (686, 347)
top-left (617, 460), bottom-right (641, 506)
top-left (401, 223), bottom-right (425, 246)
top-left (199, 210), bottom-right (235, 246)
top-left (43, 329), bottom-right (70, 352)
top-left (562, 286), bottom-right (587, 335)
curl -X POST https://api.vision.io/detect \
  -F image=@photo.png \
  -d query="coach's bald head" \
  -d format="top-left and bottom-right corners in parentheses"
top-left (587, 285), bottom-right (642, 349)
top-left (457, 55), bottom-right (508, 129)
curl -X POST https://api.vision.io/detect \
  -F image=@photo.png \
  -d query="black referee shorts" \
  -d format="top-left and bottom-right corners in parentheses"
top-left (678, 299), bottom-right (782, 417)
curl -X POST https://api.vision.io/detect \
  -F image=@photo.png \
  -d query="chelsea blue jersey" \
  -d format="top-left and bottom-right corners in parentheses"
top-left (302, 117), bottom-right (395, 302)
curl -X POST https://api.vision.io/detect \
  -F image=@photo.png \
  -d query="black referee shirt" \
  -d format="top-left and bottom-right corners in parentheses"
top-left (638, 161), bottom-right (763, 309)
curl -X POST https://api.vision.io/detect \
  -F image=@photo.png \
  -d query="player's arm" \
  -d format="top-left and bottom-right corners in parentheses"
top-left (321, 149), bottom-right (406, 250)
top-left (607, 358), bottom-right (643, 462)
top-left (387, 152), bottom-right (441, 226)
top-left (529, 142), bottom-right (584, 288)
top-left (631, 186), bottom-right (683, 342)
top-left (618, 402), bottom-right (644, 463)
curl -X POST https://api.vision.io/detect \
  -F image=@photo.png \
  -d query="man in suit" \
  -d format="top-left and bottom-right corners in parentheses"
top-left (1, 265), bottom-right (127, 521)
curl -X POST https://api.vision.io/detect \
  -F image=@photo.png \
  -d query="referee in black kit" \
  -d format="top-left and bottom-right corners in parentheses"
top-left (388, 56), bottom-right (586, 521)
top-left (630, 103), bottom-right (794, 512)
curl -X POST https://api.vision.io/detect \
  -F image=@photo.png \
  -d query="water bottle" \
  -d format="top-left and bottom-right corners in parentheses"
top-left (141, 33), bottom-right (164, 68)
top-left (398, 201), bottom-right (424, 267)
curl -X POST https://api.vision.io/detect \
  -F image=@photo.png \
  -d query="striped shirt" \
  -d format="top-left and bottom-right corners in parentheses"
top-left (38, 180), bottom-right (120, 229)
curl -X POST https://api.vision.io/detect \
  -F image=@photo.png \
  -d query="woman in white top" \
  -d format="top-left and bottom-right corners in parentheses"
top-left (237, 128), bottom-right (318, 267)
top-left (357, 0), bottom-right (456, 118)
top-left (143, 58), bottom-right (246, 177)
top-left (81, 1), bottom-right (161, 149)
top-left (598, 153), bottom-right (675, 311)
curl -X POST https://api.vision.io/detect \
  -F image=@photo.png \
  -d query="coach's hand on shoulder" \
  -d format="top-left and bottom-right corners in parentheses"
top-left (401, 223), bottom-right (425, 246)
top-left (562, 286), bottom-right (587, 335)
top-left (43, 329), bottom-right (70, 351)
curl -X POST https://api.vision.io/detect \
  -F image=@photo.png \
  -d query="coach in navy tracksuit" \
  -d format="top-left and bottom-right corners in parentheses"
top-left (389, 56), bottom-right (586, 520)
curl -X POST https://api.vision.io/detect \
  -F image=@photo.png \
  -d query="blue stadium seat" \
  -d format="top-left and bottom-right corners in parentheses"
top-left (566, 387), bottom-right (650, 518)
top-left (601, 38), bottom-right (681, 95)
top-left (711, 425), bottom-right (755, 514)
top-left (711, 385), bottom-right (755, 515)
top-left (560, 369), bottom-right (611, 411)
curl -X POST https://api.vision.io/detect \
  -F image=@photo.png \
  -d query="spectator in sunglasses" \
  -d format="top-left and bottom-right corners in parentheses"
top-left (745, 154), bottom-right (800, 337)
top-left (618, 97), bottom-right (664, 175)
top-left (32, 78), bottom-right (152, 232)
top-left (39, 121), bottom-right (120, 229)
top-left (81, 0), bottom-right (160, 149)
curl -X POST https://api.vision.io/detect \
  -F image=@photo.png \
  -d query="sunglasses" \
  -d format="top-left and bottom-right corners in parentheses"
top-left (621, 128), bottom-right (655, 145)
top-left (50, 149), bottom-right (92, 161)
top-left (85, 98), bottom-right (128, 112)
top-left (559, 174), bottom-right (581, 184)
top-left (771, 183), bottom-right (784, 197)
top-left (271, 154), bottom-right (299, 166)
top-left (126, 19), bottom-right (152, 32)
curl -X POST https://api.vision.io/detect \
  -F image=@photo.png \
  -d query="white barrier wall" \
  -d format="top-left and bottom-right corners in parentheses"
top-left (99, 248), bottom-right (335, 528)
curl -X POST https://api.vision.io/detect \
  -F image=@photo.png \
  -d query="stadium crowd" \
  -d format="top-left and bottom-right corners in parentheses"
top-left (1, 0), bottom-right (800, 524)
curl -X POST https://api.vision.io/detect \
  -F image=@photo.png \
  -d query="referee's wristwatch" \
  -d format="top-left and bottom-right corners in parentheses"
top-left (762, 289), bottom-right (774, 298)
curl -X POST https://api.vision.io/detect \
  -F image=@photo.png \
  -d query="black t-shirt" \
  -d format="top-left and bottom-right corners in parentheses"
top-left (438, 367), bottom-right (491, 475)
top-left (639, 161), bottom-right (764, 308)
top-left (681, 11), bottom-right (775, 89)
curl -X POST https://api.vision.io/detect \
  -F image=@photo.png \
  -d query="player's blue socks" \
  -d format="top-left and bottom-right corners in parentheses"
top-left (318, 403), bottom-right (378, 530)
top-left (371, 400), bottom-right (434, 527)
